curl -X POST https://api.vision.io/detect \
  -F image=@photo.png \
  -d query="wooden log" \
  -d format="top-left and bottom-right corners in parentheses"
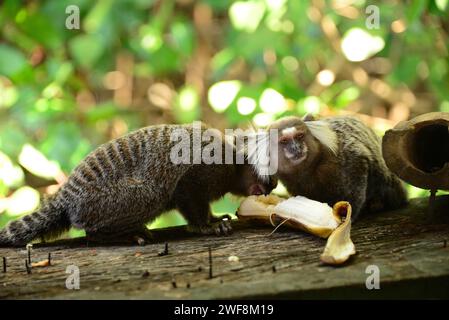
top-left (0, 196), bottom-right (449, 299)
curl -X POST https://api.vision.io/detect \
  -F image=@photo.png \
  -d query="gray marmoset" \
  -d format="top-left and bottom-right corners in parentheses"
top-left (262, 115), bottom-right (407, 220)
top-left (0, 123), bottom-right (276, 246)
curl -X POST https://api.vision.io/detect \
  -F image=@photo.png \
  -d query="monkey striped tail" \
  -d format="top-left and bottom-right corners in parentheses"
top-left (0, 198), bottom-right (70, 247)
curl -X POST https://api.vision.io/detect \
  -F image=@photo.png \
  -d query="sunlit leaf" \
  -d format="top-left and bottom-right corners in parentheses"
top-left (435, 0), bottom-right (448, 11)
top-left (0, 83), bottom-right (19, 109)
top-left (229, 0), bottom-right (265, 33)
top-left (208, 81), bottom-right (242, 113)
top-left (297, 96), bottom-right (322, 114)
top-left (5, 186), bottom-right (40, 217)
top-left (341, 28), bottom-right (385, 62)
top-left (18, 144), bottom-right (61, 180)
top-left (259, 88), bottom-right (287, 114)
top-left (0, 151), bottom-right (24, 188)
top-left (173, 85), bottom-right (200, 123)
top-left (334, 87), bottom-right (360, 109)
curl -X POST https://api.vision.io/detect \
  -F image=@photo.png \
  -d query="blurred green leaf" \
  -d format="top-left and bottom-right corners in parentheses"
top-left (406, 0), bottom-right (429, 23)
top-left (69, 34), bottom-right (105, 68)
top-left (334, 87), bottom-right (360, 109)
top-left (0, 44), bottom-right (28, 77)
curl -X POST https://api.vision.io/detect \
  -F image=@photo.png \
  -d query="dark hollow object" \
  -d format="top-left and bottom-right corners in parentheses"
top-left (48, 252), bottom-right (51, 266)
top-left (2, 257), bottom-right (6, 273)
top-left (383, 112), bottom-right (449, 191)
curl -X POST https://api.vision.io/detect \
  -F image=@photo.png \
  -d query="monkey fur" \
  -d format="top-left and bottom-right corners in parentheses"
top-left (0, 123), bottom-right (276, 246)
top-left (263, 116), bottom-right (407, 220)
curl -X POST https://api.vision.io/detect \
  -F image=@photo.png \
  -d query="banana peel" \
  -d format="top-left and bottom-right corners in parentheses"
top-left (273, 196), bottom-right (341, 238)
top-left (236, 194), bottom-right (283, 221)
top-left (237, 195), bottom-right (356, 265)
top-left (320, 201), bottom-right (356, 265)
top-left (237, 195), bottom-right (340, 238)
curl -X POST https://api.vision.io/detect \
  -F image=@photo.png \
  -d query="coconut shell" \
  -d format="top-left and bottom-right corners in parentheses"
top-left (382, 112), bottom-right (449, 190)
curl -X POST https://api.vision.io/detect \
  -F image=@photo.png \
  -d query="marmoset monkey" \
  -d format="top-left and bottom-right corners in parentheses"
top-left (0, 123), bottom-right (276, 246)
top-left (264, 116), bottom-right (407, 219)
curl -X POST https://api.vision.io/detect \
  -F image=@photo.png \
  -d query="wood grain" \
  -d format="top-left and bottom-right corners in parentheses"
top-left (1, 196), bottom-right (448, 299)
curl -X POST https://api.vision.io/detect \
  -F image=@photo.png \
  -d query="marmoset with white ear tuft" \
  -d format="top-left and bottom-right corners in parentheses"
top-left (252, 115), bottom-right (407, 220)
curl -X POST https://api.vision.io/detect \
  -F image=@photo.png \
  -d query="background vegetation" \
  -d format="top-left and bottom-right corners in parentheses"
top-left (1, 0), bottom-right (448, 238)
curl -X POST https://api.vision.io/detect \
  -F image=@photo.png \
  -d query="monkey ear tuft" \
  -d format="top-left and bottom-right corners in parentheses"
top-left (305, 120), bottom-right (339, 155)
top-left (246, 130), bottom-right (272, 182)
top-left (302, 113), bottom-right (316, 122)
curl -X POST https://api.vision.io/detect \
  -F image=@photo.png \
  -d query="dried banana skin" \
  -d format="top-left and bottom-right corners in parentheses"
top-left (320, 202), bottom-right (356, 265)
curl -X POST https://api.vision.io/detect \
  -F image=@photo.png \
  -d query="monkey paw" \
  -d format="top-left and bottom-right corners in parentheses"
top-left (209, 214), bottom-right (233, 224)
top-left (188, 220), bottom-right (232, 236)
top-left (133, 227), bottom-right (154, 246)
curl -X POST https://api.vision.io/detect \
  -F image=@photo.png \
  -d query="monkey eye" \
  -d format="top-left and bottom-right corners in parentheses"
top-left (294, 131), bottom-right (305, 140)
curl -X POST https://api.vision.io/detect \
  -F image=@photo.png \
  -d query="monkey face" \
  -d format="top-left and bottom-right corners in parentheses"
top-left (268, 116), bottom-right (312, 174)
top-left (278, 126), bottom-right (308, 165)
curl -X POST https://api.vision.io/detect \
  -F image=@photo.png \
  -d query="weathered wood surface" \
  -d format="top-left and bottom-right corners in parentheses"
top-left (1, 196), bottom-right (449, 299)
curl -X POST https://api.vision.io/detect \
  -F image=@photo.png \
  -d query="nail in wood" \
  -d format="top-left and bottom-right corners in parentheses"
top-left (27, 246), bottom-right (31, 265)
top-left (25, 260), bottom-right (31, 274)
top-left (158, 242), bottom-right (169, 256)
top-left (2, 257), bottom-right (6, 273)
top-left (208, 246), bottom-right (213, 279)
top-left (142, 270), bottom-right (150, 278)
top-left (48, 252), bottom-right (51, 266)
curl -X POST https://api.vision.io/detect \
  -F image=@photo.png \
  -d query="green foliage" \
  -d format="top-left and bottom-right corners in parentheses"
top-left (0, 0), bottom-right (448, 236)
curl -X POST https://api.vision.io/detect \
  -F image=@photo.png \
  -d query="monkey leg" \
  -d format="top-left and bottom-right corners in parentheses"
top-left (86, 224), bottom-right (153, 245)
top-left (366, 174), bottom-right (408, 214)
top-left (177, 200), bottom-right (232, 236)
top-left (346, 170), bottom-right (368, 221)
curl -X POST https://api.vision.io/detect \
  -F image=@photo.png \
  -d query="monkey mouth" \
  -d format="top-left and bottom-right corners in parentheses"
top-left (284, 144), bottom-right (307, 163)
top-left (248, 184), bottom-right (267, 196)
